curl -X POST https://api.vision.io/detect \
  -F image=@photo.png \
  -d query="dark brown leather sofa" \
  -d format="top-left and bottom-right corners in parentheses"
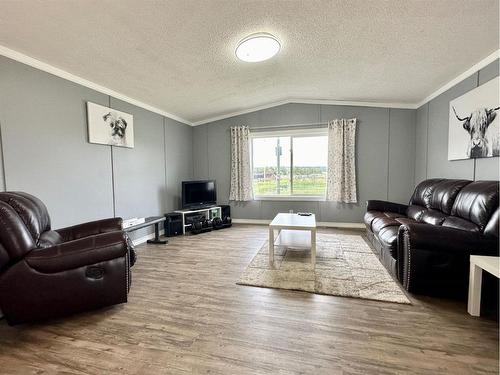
top-left (364, 179), bottom-right (499, 296)
top-left (0, 192), bottom-right (133, 325)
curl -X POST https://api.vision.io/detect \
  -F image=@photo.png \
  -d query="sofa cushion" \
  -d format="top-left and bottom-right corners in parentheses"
top-left (364, 211), bottom-right (383, 229)
top-left (364, 211), bottom-right (405, 233)
top-left (383, 212), bottom-right (405, 219)
top-left (421, 209), bottom-right (447, 226)
top-left (428, 179), bottom-right (471, 214)
top-left (442, 216), bottom-right (480, 232)
top-left (451, 180), bottom-right (499, 230)
top-left (407, 205), bottom-right (426, 221)
top-left (371, 217), bottom-right (400, 235)
top-left (377, 226), bottom-right (399, 257)
top-left (395, 217), bottom-right (417, 225)
top-left (410, 179), bottom-right (443, 207)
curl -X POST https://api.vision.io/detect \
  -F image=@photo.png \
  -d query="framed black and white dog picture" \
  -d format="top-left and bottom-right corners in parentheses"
top-left (87, 102), bottom-right (134, 148)
top-left (448, 77), bottom-right (499, 161)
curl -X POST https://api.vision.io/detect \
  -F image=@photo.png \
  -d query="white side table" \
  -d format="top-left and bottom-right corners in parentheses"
top-left (468, 255), bottom-right (499, 316)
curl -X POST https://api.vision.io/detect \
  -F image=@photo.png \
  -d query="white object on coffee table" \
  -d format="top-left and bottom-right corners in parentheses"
top-left (468, 255), bottom-right (499, 316)
top-left (269, 213), bottom-right (316, 269)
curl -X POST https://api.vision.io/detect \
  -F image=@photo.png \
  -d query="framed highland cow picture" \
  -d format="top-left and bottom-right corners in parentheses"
top-left (87, 102), bottom-right (134, 148)
top-left (448, 77), bottom-right (499, 161)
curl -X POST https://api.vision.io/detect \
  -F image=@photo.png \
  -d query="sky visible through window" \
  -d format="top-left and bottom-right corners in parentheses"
top-left (252, 135), bottom-right (327, 196)
top-left (252, 136), bottom-right (327, 167)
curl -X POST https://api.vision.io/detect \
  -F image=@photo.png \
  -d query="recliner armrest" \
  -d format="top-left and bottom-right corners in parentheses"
top-left (56, 217), bottom-right (123, 242)
top-left (366, 200), bottom-right (408, 215)
top-left (399, 223), bottom-right (498, 255)
top-left (25, 231), bottom-right (127, 273)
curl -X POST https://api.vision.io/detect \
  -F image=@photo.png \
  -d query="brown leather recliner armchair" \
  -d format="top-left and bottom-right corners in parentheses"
top-left (0, 192), bottom-right (133, 325)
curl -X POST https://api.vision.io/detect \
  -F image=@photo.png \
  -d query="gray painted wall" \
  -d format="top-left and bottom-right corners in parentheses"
top-left (0, 106), bottom-right (8, 192)
top-left (0, 56), bottom-right (193, 237)
top-left (0, 56), bottom-right (115, 227)
top-left (415, 59), bottom-right (499, 184)
top-left (3, 53), bottom-right (494, 228)
top-left (193, 103), bottom-right (416, 223)
top-left (110, 98), bottom-right (168, 239)
top-left (165, 118), bottom-right (194, 212)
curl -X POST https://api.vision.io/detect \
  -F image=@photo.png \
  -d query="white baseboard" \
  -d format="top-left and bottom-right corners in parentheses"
top-left (232, 218), bottom-right (364, 229)
top-left (132, 221), bottom-right (363, 245)
top-left (232, 219), bottom-right (271, 225)
top-left (318, 222), bottom-right (365, 229)
top-left (131, 229), bottom-right (166, 246)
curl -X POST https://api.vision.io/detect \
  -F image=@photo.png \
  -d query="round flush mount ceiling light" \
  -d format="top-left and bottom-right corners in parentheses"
top-left (235, 33), bottom-right (281, 62)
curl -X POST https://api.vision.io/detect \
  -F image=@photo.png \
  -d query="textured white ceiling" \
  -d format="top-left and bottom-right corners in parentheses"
top-left (0, 0), bottom-right (498, 124)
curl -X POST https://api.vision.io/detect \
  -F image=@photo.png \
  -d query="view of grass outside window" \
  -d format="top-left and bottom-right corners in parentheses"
top-left (252, 134), bottom-right (327, 197)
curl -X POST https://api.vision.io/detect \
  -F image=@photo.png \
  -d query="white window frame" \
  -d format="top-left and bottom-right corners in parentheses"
top-left (250, 128), bottom-right (328, 201)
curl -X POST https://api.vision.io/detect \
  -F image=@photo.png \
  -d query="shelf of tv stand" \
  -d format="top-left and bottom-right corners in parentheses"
top-left (174, 206), bottom-right (222, 234)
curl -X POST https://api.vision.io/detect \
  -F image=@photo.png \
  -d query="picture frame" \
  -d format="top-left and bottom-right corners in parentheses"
top-left (448, 77), bottom-right (499, 160)
top-left (87, 102), bottom-right (134, 148)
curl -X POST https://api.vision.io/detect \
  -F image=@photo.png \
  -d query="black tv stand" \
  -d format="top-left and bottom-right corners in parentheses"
top-left (174, 206), bottom-right (222, 234)
top-left (190, 205), bottom-right (214, 210)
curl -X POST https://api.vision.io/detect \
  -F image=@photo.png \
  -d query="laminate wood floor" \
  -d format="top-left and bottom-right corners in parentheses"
top-left (0, 225), bottom-right (497, 374)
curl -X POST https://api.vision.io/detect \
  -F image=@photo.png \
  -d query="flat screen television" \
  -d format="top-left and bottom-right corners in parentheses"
top-left (182, 180), bottom-right (217, 209)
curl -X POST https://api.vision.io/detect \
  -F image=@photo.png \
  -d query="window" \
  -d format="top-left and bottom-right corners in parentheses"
top-left (251, 129), bottom-right (328, 198)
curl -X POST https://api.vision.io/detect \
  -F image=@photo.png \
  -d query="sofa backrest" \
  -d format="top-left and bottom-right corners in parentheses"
top-left (409, 178), bottom-right (444, 207)
top-left (428, 179), bottom-right (472, 214)
top-left (450, 180), bottom-right (499, 232)
top-left (409, 179), bottom-right (499, 236)
top-left (0, 192), bottom-right (51, 270)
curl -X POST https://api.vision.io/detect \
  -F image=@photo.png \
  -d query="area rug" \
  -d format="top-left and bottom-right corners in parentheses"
top-left (237, 233), bottom-right (411, 304)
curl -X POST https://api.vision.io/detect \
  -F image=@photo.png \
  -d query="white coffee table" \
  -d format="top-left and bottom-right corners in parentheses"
top-left (468, 255), bottom-right (500, 316)
top-left (269, 213), bottom-right (317, 268)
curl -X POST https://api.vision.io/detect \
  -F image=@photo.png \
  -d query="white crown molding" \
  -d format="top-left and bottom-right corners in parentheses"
top-left (192, 51), bottom-right (500, 125)
top-left (192, 99), bottom-right (291, 126)
top-left (0, 44), bottom-right (193, 126)
top-left (414, 49), bottom-right (500, 108)
top-left (288, 98), bottom-right (417, 109)
top-left (192, 98), bottom-right (417, 126)
top-left (1, 44), bottom-right (498, 127)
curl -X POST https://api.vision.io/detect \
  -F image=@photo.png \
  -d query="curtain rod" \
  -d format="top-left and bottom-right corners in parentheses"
top-left (249, 122), bottom-right (329, 131)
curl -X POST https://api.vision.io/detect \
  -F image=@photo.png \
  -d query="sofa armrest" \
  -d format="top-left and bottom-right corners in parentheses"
top-left (397, 223), bottom-right (498, 294)
top-left (399, 223), bottom-right (498, 255)
top-left (56, 217), bottom-right (123, 242)
top-left (366, 200), bottom-right (408, 215)
top-left (25, 231), bottom-right (127, 273)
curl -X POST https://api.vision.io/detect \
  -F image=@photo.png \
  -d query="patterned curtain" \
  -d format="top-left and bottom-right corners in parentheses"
top-left (229, 126), bottom-right (253, 201)
top-left (326, 118), bottom-right (357, 203)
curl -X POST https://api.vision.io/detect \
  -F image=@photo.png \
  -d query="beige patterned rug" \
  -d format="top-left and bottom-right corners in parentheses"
top-left (237, 233), bottom-right (411, 304)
